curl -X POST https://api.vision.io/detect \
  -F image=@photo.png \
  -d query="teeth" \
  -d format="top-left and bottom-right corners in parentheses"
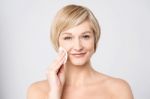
top-left (59, 47), bottom-right (68, 64)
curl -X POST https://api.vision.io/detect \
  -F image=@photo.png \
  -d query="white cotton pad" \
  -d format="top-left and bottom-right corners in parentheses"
top-left (59, 47), bottom-right (68, 64)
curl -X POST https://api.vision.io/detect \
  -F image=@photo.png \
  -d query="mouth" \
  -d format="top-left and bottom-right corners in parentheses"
top-left (71, 52), bottom-right (87, 58)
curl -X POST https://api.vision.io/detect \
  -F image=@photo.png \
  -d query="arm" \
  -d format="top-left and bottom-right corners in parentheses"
top-left (27, 49), bottom-right (67, 99)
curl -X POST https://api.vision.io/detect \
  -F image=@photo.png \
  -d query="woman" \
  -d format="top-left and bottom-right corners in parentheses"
top-left (27, 4), bottom-right (133, 99)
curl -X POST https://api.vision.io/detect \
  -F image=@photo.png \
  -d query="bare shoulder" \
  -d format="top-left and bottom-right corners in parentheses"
top-left (109, 77), bottom-right (133, 97)
top-left (97, 73), bottom-right (134, 99)
top-left (27, 80), bottom-right (49, 99)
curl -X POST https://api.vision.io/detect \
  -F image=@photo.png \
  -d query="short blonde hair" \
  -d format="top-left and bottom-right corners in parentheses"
top-left (50, 4), bottom-right (101, 52)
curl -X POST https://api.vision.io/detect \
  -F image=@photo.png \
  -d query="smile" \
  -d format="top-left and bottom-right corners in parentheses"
top-left (71, 52), bottom-right (87, 58)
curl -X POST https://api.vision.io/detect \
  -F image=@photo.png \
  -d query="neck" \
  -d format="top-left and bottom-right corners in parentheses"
top-left (64, 61), bottom-right (96, 87)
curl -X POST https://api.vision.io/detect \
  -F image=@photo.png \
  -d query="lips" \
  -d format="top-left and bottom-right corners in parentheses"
top-left (71, 52), bottom-right (86, 57)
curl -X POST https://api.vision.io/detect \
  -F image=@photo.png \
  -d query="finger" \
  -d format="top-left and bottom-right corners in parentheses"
top-left (58, 65), bottom-right (65, 85)
top-left (47, 51), bottom-right (66, 73)
top-left (56, 50), bottom-right (66, 64)
top-left (52, 47), bottom-right (68, 70)
top-left (53, 51), bottom-right (66, 70)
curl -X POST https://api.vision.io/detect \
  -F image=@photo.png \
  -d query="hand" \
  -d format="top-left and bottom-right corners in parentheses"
top-left (46, 50), bottom-right (67, 99)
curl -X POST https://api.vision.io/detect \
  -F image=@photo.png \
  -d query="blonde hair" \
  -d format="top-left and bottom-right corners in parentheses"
top-left (50, 4), bottom-right (100, 51)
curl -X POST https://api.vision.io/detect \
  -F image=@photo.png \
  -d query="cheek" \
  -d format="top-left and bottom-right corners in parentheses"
top-left (59, 39), bottom-right (73, 52)
top-left (83, 39), bottom-right (95, 51)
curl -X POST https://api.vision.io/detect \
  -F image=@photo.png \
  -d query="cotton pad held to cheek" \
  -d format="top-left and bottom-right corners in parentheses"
top-left (58, 47), bottom-right (68, 64)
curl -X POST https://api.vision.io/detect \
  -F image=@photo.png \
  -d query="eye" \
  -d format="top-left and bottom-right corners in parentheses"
top-left (82, 35), bottom-right (90, 39)
top-left (63, 36), bottom-right (72, 40)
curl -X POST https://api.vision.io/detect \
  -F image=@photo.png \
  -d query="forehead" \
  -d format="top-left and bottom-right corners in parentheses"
top-left (60, 21), bottom-right (92, 35)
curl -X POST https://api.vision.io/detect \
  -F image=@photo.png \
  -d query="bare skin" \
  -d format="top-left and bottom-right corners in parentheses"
top-left (27, 21), bottom-right (133, 99)
top-left (27, 70), bottom-right (133, 99)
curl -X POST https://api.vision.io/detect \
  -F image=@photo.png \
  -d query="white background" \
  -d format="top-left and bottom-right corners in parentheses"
top-left (0, 0), bottom-right (150, 99)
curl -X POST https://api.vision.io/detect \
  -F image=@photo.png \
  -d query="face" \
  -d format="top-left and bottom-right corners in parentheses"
top-left (58, 21), bottom-right (95, 66)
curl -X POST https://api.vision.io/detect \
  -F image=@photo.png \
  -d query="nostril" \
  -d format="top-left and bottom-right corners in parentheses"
top-left (73, 41), bottom-right (83, 50)
top-left (73, 46), bottom-right (83, 52)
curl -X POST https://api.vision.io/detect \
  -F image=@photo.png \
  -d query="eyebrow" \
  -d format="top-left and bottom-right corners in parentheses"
top-left (61, 31), bottom-right (92, 35)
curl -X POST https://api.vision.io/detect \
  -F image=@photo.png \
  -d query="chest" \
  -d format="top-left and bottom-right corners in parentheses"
top-left (61, 86), bottom-right (113, 99)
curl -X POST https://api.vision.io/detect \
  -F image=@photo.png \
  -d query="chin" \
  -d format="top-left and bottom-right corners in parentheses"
top-left (68, 58), bottom-right (90, 66)
top-left (71, 61), bottom-right (87, 66)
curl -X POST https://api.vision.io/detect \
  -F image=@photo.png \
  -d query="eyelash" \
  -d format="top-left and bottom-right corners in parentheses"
top-left (82, 35), bottom-right (90, 39)
top-left (63, 36), bottom-right (72, 40)
top-left (63, 35), bottom-right (90, 40)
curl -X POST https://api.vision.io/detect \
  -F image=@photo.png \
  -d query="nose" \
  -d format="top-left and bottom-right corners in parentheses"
top-left (73, 38), bottom-right (83, 51)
